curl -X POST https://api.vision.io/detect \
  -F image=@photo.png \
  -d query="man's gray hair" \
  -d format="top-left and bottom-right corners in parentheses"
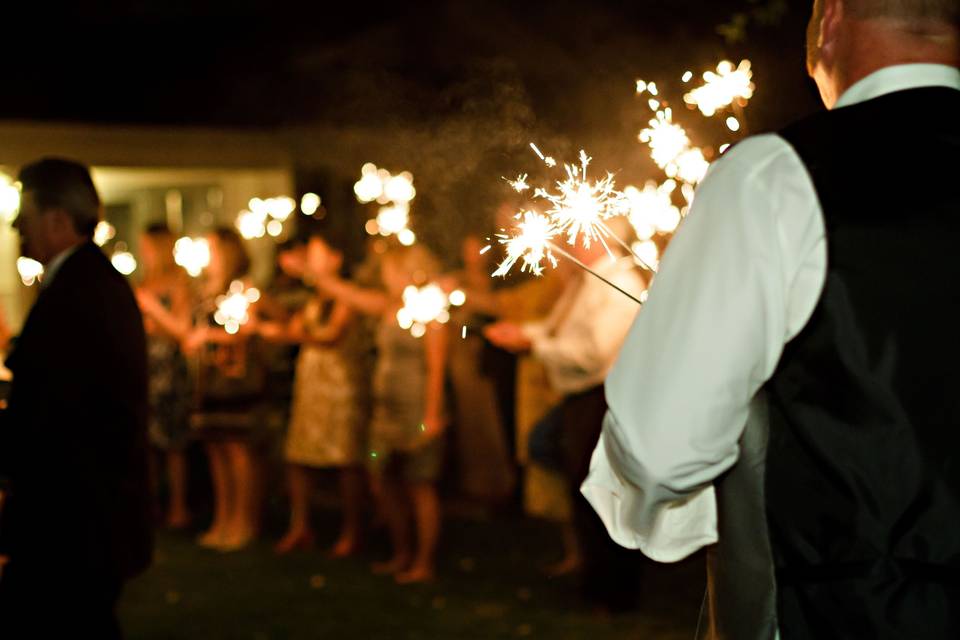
top-left (17, 157), bottom-right (101, 237)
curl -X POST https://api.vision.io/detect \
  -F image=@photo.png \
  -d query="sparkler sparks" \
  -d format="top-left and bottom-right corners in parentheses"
top-left (236, 196), bottom-right (295, 240)
top-left (492, 210), bottom-right (559, 277)
top-left (111, 244), bottom-right (137, 276)
top-left (395, 284), bottom-right (462, 338)
top-left (535, 150), bottom-right (627, 252)
top-left (639, 108), bottom-right (691, 173)
top-left (16, 257), bottom-right (43, 287)
top-left (93, 221), bottom-right (116, 247)
top-left (504, 174), bottom-right (530, 193)
top-left (683, 59), bottom-right (754, 117)
top-left (624, 180), bottom-right (682, 240)
top-left (0, 174), bottom-right (20, 223)
top-left (356, 163), bottom-right (417, 242)
top-left (174, 237), bottom-right (211, 277)
top-left (214, 280), bottom-right (261, 335)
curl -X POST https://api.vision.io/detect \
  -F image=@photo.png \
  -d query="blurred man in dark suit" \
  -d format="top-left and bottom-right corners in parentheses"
top-left (0, 158), bottom-right (152, 639)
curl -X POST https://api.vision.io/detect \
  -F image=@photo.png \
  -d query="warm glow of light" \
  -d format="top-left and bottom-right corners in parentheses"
top-left (682, 71), bottom-right (693, 83)
top-left (683, 59), bottom-right (754, 117)
top-left (214, 280), bottom-right (260, 335)
top-left (449, 289), bottom-right (466, 306)
top-left (93, 221), bottom-right (116, 247)
top-left (535, 150), bottom-right (627, 251)
top-left (376, 204), bottom-right (410, 237)
top-left (397, 229), bottom-right (417, 246)
top-left (111, 245), bottom-right (138, 276)
top-left (236, 209), bottom-right (267, 239)
top-left (631, 239), bottom-right (660, 271)
top-left (675, 147), bottom-right (710, 185)
top-left (726, 116), bottom-right (741, 132)
top-left (0, 174), bottom-right (21, 223)
top-left (17, 257), bottom-right (43, 286)
top-left (365, 219), bottom-right (380, 236)
top-left (396, 283), bottom-right (455, 338)
top-left (354, 163), bottom-right (384, 203)
top-left (383, 172), bottom-right (416, 204)
top-left (625, 180), bottom-right (681, 239)
top-left (301, 192), bottom-right (321, 215)
top-left (492, 210), bottom-right (559, 277)
top-left (266, 219), bottom-right (284, 237)
top-left (639, 109), bottom-right (691, 172)
top-left (174, 237), bottom-right (210, 277)
top-left (505, 174), bottom-right (530, 193)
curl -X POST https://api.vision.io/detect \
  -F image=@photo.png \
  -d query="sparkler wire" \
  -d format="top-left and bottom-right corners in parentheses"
top-left (546, 241), bottom-right (643, 305)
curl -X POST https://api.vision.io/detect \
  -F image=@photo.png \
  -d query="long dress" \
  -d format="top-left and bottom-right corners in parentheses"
top-left (284, 299), bottom-right (365, 468)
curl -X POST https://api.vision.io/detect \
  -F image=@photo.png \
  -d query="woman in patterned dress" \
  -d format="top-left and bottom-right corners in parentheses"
top-left (315, 243), bottom-right (449, 584)
top-left (259, 236), bottom-right (368, 556)
top-left (135, 224), bottom-right (193, 529)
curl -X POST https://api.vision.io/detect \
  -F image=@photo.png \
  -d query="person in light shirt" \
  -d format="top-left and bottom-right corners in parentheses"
top-left (486, 221), bottom-right (647, 609)
top-left (582, 1), bottom-right (960, 638)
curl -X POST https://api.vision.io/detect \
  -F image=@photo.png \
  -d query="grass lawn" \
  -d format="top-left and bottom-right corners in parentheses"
top-left (119, 503), bottom-right (706, 640)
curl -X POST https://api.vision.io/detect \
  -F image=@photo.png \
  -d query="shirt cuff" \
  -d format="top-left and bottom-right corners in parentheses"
top-left (580, 431), bottom-right (718, 563)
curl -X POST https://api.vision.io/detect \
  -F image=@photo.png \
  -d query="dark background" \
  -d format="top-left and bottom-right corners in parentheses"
top-left (3, 0), bottom-right (823, 264)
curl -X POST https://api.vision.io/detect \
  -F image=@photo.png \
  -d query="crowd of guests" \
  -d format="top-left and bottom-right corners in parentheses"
top-left (132, 212), bottom-right (648, 600)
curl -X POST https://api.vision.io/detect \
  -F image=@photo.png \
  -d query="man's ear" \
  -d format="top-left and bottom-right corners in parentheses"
top-left (819, 0), bottom-right (846, 69)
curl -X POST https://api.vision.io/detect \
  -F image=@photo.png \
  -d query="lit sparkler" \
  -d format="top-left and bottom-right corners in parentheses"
top-left (16, 257), bottom-right (43, 287)
top-left (504, 174), bottom-right (530, 193)
top-left (624, 180), bottom-right (682, 240)
top-left (395, 284), bottom-right (464, 338)
top-left (683, 59), bottom-right (754, 117)
top-left (491, 210), bottom-right (559, 277)
top-left (111, 244), bottom-right (138, 276)
top-left (214, 280), bottom-right (261, 335)
top-left (94, 221), bottom-right (116, 247)
top-left (356, 163), bottom-right (417, 243)
top-left (174, 237), bottom-right (211, 277)
top-left (236, 196), bottom-right (295, 240)
top-left (0, 174), bottom-right (21, 223)
top-left (535, 150), bottom-right (628, 252)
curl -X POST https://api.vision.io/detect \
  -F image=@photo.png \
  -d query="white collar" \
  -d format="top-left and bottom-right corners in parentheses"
top-left (834, 63), bottom-right (960, 109)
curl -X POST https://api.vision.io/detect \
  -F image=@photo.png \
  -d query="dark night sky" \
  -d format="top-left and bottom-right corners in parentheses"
top-left (4, 0), bottom-right (821, 132)
top-left (4, 1), bottom-right (824, 260)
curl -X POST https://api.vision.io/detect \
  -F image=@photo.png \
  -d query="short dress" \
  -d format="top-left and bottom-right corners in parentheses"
top-left (284, 299), bottom-right (366, 468)
top-left (367, 319), bottom-right (444, 481)
top-left (189, 298), bottom-right (266, 439)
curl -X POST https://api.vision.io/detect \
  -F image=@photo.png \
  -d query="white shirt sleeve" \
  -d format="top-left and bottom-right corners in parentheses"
top-left (581, 134), bottom-right (826, 560)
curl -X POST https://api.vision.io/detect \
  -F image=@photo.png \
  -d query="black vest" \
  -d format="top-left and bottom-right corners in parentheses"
top-left (760, 86), bottom-right (960, 639)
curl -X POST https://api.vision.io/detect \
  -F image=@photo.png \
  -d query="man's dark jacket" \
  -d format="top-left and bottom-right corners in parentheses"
top-left (0, 241), bottom-right (152, 583)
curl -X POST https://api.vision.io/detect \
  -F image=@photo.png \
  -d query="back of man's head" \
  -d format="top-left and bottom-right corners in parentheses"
top-left (18, 157), bottom-right (101, 237)
top-left (844, 0), bottom-right (959, 24)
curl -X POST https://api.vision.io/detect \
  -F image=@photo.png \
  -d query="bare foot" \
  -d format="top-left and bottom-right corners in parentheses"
top-left (395, 565), bottom-right (435, 584)
top-left (543, 555), bottom-right (582, 577)
top-left (328, 535), bottom-right (360, 559)
top-left (197, 527), bottom-right (226, 549)
top-left (166, 510), bottom-right (192, 530)
top-left (371, 556), bottom-right (411, 575)
top-left (275, 529), bottom-right (315, 555)
top-left (218, 528), bottom-right (255, 553)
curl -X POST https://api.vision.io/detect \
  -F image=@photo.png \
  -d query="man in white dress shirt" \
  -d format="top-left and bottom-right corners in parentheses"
top-left (582, 1), bottom-right (959, 638)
